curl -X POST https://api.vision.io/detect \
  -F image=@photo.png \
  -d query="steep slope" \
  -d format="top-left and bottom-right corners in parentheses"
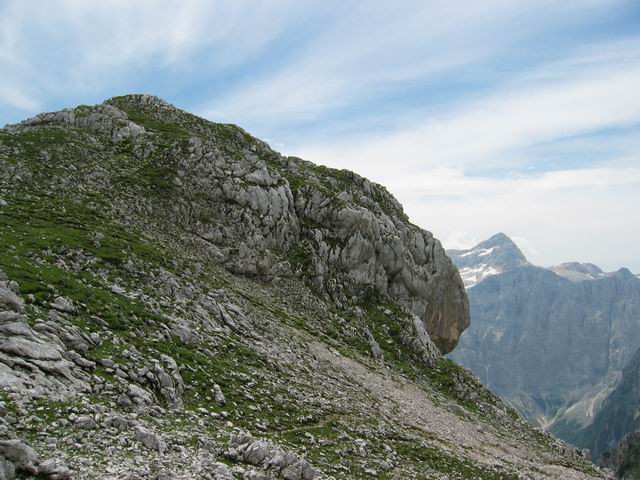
top-left (601, 431), bottom-right (640, 479)
top-left (0, 95), bottom-right (599, 479)
top-left (448, 234), bottom-right (640, 459)
top-left (582, 347), bottom-right (640, 459)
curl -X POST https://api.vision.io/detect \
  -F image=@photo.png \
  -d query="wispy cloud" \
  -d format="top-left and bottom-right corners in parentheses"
top-left (0, 84), bottom-right (41, 111)
top-left (202, 0), bottom-right (635, 129)
top-left (285, 32), bottom-right (640, 271)
top-left (0, 0), bottom-right (317, 114)
top-left (295, 38), bottom-right (640, 172)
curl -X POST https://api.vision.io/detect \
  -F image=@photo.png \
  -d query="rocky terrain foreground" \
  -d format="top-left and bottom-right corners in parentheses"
top-left (0, 95), bottom-right (603, 479)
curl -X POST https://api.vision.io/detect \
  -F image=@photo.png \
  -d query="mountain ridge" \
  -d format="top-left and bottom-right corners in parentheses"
top-left (0, 95), bottom-right (601, 479)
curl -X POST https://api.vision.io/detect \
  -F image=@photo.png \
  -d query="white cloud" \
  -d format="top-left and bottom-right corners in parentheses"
top-left (0, 84), bottom-right (41, 112)
top-left (395, 165), bottom-right (640, 271)
top-left (0, 0), bottom-right (315, 109)
top-left (443, 232), bottom-right (480, 251)
top-left (511, 237), bottom-right (539, 259)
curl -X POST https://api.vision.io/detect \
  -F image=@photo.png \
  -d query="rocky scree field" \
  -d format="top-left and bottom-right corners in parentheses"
top-left (0, 95), bottom-right (604, 479)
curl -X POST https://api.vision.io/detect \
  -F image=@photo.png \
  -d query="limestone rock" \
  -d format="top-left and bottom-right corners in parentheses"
top-left (74, 415), bottom-right (97, 430)
top-left (50, 297), bottom-right (76, 314)
top-left (135, 426), bottom-right (167, 453)
top-left (0, 279), bottom-right (91, 398)
top-left (212, 383), bottom-right (226, 405)
top-left (38, 458), bottom-right (72, 480)
top-left (228, 431), bottom-right (317, 479)
top-left (0, 440), bottom-right (38, 474)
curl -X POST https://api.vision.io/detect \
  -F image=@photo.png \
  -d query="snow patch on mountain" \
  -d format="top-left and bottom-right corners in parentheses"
top-left (447, 233), bottom-right (529, 288)
top-left (549, 262), bottom-right (607, 282)
top-left (458, 264), bottom-right (501, 288)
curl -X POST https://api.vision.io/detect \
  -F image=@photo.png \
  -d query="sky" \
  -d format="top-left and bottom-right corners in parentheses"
top-left (1, 0), bottom-right (639, 272)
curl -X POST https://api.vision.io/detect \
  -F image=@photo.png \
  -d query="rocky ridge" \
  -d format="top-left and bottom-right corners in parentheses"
top-left (0, 95), bottom-right (601, 478)
top-left (5, 95), bottom-right (468, 355)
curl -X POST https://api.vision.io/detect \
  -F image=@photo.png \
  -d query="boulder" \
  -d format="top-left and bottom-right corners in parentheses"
top-left (135, 426), bottom-right (167, 453)
top-left (74, 416), bottom-right (97, 430)
top-left (38, 458), bottom-right (72, 480)
top-left (0, 440), bottom-right (38, 474)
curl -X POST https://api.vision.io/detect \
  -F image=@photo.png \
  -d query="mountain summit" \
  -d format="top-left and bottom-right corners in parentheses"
top-left (447, 233), bottom-right (530, 288)
top-left (0, 95), bottom-right (600, 478)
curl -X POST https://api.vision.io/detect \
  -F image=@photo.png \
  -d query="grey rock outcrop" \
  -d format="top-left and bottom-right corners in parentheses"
top-left (135, 426), bottom-right (167, 453)
top-left (0, 277), bottom-right (92, 399)
top-left (228, 431), bottom-right (317, 479)
top-left (277, 158), bottom-right (469, 353)
top-left (0, 439), bottom-right (71, 480)
top-left (0, 440), bottom-right (38, 474)
top-left (7, 103), bottom-right (145, 143)
top-left (37, 458), bottom-right (72, 480)
top-left (157, 138), bottom-right (468, 353)
top-left (73, 415), bottom-right (97, 430)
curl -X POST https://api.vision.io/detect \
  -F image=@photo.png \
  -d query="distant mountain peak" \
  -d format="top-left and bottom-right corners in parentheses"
top-left (549, 262), bottom-right (605, 282)
top-left (447, 233), bottom-right (530, 288)
top-left (483, 232), bottom-right (515, 246)
top-left (615, 267), bottom-right (635, 279)
top-left (549, 263), bottom-right (636, 283)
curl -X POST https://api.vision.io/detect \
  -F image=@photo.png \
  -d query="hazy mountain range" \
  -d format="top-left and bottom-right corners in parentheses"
top-left (448, 233), bottom-right (640, 460)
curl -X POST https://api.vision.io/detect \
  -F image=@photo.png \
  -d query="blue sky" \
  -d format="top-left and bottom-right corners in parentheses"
top-left (2, 0), bottom-right (639, 272)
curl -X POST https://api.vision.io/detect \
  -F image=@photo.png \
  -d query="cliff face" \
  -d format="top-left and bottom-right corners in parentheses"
top-left (0, 96), bottom-right (600, 479)
top-left (448, 234), bottom-right (640, 461)
top-left (601, 431), bottom-right (640, 479)
top-left (582, 347), bottom-right (640, 459)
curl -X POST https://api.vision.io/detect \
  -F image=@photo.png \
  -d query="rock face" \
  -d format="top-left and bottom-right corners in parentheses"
top-left (124, 96), bottom-right (469, 354)
top-left (448, 234), bottom-right (640, 460)
top-left (0, 96), bottom-right (602, 478)
top-left (582, 347), bottom-right (640, 459)
top-left (0, 280), bottom-right (92, 398)
top-left (274, 157), bottom-right (470, 354)
top-left (601, 431), bottom-right (640, 479)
